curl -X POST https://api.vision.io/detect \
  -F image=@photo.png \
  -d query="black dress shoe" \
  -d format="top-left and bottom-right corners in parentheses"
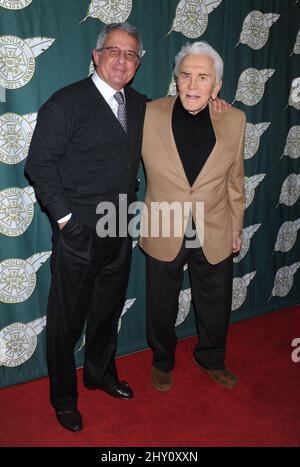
top-left (56, 408), bottom-right (83, 432)
top-left (86, 380), bottom-right (133, 399)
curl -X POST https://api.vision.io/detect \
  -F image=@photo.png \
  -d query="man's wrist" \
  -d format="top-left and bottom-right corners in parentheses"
top-left (57, 213), bottom-right (72, 224)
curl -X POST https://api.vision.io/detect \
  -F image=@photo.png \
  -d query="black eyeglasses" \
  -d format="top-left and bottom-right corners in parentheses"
top-left (99, 46), bottom-right (141, 62)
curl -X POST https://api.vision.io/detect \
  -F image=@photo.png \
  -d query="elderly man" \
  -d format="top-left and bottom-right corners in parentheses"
top-left (25, 23), bottom-right (146, 431)
top-left (140, 41), bottom-right (246, 392)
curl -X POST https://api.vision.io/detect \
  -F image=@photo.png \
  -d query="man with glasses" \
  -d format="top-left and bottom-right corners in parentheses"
top-left (25, 22), bottom-right (146, 432)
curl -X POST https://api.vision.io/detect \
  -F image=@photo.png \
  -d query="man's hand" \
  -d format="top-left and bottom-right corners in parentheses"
top-left (57, 213), bottom-right (72, 230)
top-left (232, 231), bottom-right (242, 254)
top-left (59, 220), bottom-right (68, 230)
top-left (210, 97), bottom-right (230, 112)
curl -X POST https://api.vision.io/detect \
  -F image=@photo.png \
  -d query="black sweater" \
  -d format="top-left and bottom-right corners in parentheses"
top-left (25, 77), bottom-right (146, 227)
top-left (172, 97), bottom-right (216, 186)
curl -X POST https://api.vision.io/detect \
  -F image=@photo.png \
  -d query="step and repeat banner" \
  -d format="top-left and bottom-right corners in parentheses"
top-left (0, 0), bottom-right (299, 388)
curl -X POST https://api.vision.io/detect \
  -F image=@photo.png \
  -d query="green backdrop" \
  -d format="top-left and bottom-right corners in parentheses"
top-left (0, 0), bottom-right (299, 388)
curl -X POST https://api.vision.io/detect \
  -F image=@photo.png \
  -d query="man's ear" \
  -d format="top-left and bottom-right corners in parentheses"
top-left (175, 76), bottom-right (179, 95)
top-left (92, 49), bottom-right (100, 67)
top-left (212, 80), bottom-right (222, 100)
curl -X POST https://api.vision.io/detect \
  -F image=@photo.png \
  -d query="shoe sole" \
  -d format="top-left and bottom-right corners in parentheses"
top-left (151, 369), bottom-right (173, 392)
top-left (56, 413), bottom-right (83, 432)
top-left (193, 357), bottom-right (237, 388)
top-left (151, 378), bottom-right (172, 392)
top-left (84, 384), bottom-right (133, 399)
top-left (64, 425), bottom-right (83, 432)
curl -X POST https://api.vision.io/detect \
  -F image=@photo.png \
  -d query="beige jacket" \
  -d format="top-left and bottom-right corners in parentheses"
top-left (139, 97), bottom-right (246, 265)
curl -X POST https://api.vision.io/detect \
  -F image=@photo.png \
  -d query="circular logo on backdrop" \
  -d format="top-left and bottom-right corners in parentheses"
top-left (278, 174), bottom-right (300, 207)
top-left (0, 113), bottom-right (37, 165)
top-left (274, 220), bottom-right (300, 253)
top-left (235, 69), bottom-right (264, 106)
top-left (0, 36), bottom-right (35, 89)
top-left (0, 258), bottom-right (36, 303)
top-left (244, 174), bottom-right (266, 208)
top-left (233, 224), bottom-right (261, 263)
top-left (238, 11), bottom-right (280, 50)
top-left (0, 322), bottom-right (36, 367)
top-left (0, 36), bottom-right (55, 90)
top-left (244, 122), bottom-right (270, 160)
top-left (167, 0), bottom-right (222, 38)
top-left (0, 252), bottom-right (51, 303)
top-left (176, 288), bottom-right (191, 326)
top-left (283, 126), bottom-right (300, 159)
top-left (0, 0), bottom-right (33, 9)
top-left (175, 0), bottom-right (208, 38)
top-left (270, 263), bottom-right (300, 299)
top-left (244, 123), bottom-right (260, 159)
top-left (288, 77), bottom-right (300, 110)
top-left (234, 68), bottom-right (275, 106)
top-left (231, 272), bottom-right (256, 311)
top-left (240, 11), bottom-right (269, 49)
top-left (0, 187), bottom-right (36, 237)
top-left (0, 317), bottom-right (47, 367)
top-left (81, 0), bottom-right (132, 24)
top-left (232, 277), bottom-right (247, 311)
top-left (291, 30), bottom-right (300, 56)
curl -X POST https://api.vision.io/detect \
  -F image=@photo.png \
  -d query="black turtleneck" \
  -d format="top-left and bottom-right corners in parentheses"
top-left (172, 97), bottom-right (216, 186)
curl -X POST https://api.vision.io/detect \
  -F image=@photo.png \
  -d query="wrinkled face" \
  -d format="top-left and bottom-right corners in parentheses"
top-left (177, 54), bottom-right (222, 114)
top-left (93, 29), bottom-right (140, 90)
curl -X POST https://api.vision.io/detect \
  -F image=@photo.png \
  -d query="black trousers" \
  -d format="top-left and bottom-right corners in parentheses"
top-left (146, 240), bottom-right (233, 373)
top-left (47, 216), bottom-right (132, 411)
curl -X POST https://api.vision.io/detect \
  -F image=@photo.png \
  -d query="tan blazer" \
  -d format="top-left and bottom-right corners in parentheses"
top-left (139, 97), bottom-right (246, 265)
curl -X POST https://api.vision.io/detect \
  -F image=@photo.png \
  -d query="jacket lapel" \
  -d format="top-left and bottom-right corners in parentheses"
top-left (157, 97), bottom-right (190, 187)
top-left (191, 102), bottom-right (226, 188)
top-left (156, 97), bottom-right (226, 189)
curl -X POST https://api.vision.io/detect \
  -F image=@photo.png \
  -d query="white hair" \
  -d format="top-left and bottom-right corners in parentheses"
top-left (174, 41), bottom-right (224, 84)
top-left (95, 22), bottom-right (144, 60)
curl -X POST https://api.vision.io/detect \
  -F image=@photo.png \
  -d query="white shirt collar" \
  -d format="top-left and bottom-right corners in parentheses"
top-left (92, 71), bottom-right (125, 103)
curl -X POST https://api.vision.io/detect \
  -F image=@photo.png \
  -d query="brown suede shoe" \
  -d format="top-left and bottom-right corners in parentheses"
top-left (193, 357), bottom-right (238, 388)
top-left (151, 366), bottom-right (173, 392)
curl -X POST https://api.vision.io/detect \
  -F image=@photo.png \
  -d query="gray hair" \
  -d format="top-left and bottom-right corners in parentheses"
top-left (95, 22), bottom-right (144, 60)
top-left (174, 41), bottom-right (223, 84)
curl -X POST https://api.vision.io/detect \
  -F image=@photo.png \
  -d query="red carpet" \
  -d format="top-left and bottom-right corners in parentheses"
top-left (0, 306), bottom-right (299, 447)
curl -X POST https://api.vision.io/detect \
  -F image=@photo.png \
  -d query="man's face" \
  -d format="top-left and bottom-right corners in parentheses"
top-left (93, 29), bottom-right (140, 90)
top-left (177, 54), bottom-right (222, 114)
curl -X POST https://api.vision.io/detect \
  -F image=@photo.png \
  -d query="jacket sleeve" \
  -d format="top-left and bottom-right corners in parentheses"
top-left (24, 98), bottom-right (72, 221)
top-left (227, 111), bottom-right (246, 232)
